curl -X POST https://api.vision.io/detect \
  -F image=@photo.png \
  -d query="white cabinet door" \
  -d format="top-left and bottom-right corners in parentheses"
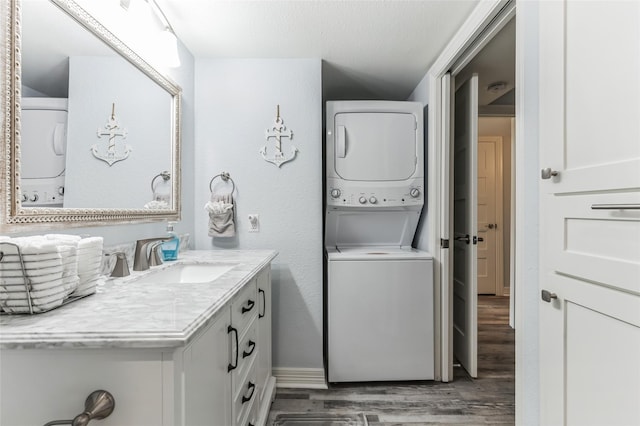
top-left (539, 1), bottom-right (640, 424)
top-left (184, 308), bottom-right (232, 426)
top-left (0, 350), bottom-right (164, 426)
top-left (257, 266), bottom-right (272, 403)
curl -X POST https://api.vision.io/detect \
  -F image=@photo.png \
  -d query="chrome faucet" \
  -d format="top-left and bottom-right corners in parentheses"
top-left (133, 237), bottom-right (170, 271)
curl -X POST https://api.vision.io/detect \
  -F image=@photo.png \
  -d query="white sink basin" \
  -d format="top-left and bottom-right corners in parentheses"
top-left (134, 263), bottom-right (237, 284)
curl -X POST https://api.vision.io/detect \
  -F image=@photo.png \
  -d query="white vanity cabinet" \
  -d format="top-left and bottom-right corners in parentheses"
top-left (0, 257), bottom-right (276, 426)
top-left (181, 265), bottom-right (273, 426)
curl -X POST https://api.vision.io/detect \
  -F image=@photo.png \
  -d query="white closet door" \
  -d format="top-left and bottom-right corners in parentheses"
top-left (452, 74), bottom-right (478, 378)
top-left (539, 1), bottom-right (640, 424)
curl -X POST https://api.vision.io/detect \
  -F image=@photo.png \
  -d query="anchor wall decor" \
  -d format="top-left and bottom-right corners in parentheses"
top-left (261, 105), bottom-right (298, 168)
top-left (92, 103), bottom-right (132, 166)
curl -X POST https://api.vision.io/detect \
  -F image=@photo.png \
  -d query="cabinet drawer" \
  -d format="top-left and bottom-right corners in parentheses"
top-left (242, 392), bottom-right (258, 426)
top-left (233, 359), bottom-right (257, 426)
top-left (233, 320), bottom-right (258, 389)
top-left (232, 279), bottom-right (258, 337)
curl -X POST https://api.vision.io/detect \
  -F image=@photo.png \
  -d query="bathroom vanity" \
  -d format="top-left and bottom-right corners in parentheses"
top-left (0, 250), bottom-right (277, 426)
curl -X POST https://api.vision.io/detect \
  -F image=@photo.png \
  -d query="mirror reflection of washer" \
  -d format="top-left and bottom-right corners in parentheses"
top-left (325, 101), bottom-right (434, 383)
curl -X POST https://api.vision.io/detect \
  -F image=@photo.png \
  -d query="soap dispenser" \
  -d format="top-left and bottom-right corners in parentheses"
top-left (161, 221), bottom-right (180, 261)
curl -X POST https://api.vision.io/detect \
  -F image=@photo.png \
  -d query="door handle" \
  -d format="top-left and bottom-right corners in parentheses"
top-left (541, 168), bottom-right (559, 179)
top-left (259, 288), bottom-right (266, 318)
top-left (454, 234), bottom-right (470, 244)
top-left (473, 236), bottom-right (483, 244)
top-left (487, 223), bottom-right (496, 229)
top-left (227, 325), bottom-right (239, 372)
top-left (541, 289), bottom-right (558, 303)
top-left (336, 125), bottom-right (346, 158)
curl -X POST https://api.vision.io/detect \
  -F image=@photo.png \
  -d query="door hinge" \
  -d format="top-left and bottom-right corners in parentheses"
top-left (440, 238), bottom-right (450, 249)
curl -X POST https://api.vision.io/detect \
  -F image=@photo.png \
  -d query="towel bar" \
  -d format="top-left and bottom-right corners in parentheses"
top-left (209, 172), bottom-right (236, 194)
top-left (43, 390), bottom-right (115, 426)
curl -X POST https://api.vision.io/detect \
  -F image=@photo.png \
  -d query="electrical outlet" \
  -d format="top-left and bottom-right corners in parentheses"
top-left (248, 214), bottom-right (260, 233)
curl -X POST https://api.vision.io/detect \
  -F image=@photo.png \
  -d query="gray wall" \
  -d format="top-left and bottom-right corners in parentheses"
top-left (193, 59), bottom-right (323, 369)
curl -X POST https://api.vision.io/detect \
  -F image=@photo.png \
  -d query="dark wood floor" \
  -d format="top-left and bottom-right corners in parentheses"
top-left (268, 296), bottom-right (515, 425)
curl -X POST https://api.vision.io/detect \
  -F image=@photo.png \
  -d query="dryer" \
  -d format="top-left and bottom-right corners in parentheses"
top-left (20, 97), bottom-right (67, 207)
top-left (325, 101), bottom-right (434, 383)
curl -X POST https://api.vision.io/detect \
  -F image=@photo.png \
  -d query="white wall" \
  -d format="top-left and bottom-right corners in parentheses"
top-left (194, 59), bottom-right (323, 369)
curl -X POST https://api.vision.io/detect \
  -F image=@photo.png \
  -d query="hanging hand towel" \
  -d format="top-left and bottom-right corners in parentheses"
top-left (204, 193), bottom-right (235, 237)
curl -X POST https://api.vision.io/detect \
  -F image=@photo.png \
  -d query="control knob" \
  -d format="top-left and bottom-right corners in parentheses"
top-left (29, 193), bottom-right (39, 202)
top-left (21, 194), bottom-right (28, 202)
top-left (330, 188), bottom-right (341, 199)
top-left (410, 188), bottom-right (421, 198)
top-left (358, 196), bottom-right (367, 204)
top-left (369, 196), bottom-right (378, 204)
top-left (58, 186), bottom-right (65, 196)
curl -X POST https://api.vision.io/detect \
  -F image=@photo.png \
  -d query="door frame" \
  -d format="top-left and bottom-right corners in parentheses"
top-left (425, 0), bottom-right (534, 423)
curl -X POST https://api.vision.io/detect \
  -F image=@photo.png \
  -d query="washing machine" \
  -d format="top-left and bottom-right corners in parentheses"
top-left (20, 97), bottom-right (67, 207)
top-left (325, 101), bottom-right (434, 382)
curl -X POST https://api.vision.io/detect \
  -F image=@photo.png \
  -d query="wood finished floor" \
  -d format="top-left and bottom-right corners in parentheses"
top-left (267, 296), bottom-right (515, 425)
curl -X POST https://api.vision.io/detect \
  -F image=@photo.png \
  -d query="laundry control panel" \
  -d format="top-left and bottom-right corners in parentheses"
top-left (327, 182), bottom-right (423, 207)
top-left (21, 182), bottom-right (64, 207)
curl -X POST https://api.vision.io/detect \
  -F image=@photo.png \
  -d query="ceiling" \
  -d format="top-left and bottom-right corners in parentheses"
top-left (21, 0), bottom-right (515, 105)
top-left (156, 0), bottom-right (482, 100)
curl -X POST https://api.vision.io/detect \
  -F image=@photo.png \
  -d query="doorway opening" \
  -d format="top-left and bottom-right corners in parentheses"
top-left (450, 12), bottom-right (515, 380)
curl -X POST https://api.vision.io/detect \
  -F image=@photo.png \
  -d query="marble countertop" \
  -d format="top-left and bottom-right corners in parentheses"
top-left (0, 250), bottom-right (278, 350)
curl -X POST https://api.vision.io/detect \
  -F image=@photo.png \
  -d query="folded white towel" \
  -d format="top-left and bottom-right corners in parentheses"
top-left (144, 199), bottom-right (170, 209)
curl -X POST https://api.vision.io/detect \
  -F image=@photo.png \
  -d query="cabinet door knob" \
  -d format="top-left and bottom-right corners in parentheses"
top-left (541, 168), bottom-right (559, 179)
top-left (541, 289), bottom-right (558, 303)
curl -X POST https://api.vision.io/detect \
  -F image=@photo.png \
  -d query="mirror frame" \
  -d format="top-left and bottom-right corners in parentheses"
top-left (1, 0), bottom-right (182, 232)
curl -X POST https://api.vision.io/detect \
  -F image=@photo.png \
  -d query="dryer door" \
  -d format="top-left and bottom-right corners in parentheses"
top-left (333, 112), bottom-right (417, 181)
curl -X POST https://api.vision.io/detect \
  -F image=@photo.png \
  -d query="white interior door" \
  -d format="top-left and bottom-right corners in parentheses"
top-left (452, 74), bottom-right (478, 378)
top-left (477, 137), bottom-right (502, 295)
top-left (539, 1), bottom-right (640, 425)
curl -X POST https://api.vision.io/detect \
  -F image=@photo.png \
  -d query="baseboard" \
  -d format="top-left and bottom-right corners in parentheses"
top-left (273, 367), bottom-right (328, 389)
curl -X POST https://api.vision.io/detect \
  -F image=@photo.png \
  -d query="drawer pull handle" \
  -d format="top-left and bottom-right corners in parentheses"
top-left (242, 381), bottom-right (256, 404)
top-left (591, 203), bottom-right (640, 210)
top-left (242, 299), bottom-right (255, 314)
top-left (259, 289), bottom-right (266, 318)
top-left (243, 340), bottom-right (256, 358)
top-left (227, 326), bottom-right (239, 372)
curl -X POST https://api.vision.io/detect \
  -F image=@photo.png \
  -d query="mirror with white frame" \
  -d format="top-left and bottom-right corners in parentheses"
top-left (1, 0), bottom-right (181, 230)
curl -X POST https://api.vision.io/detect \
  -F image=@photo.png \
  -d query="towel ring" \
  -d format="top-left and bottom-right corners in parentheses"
top-left (209, 172), bottom-right (235, 194)
top-left (151, 171), bottom-right (171, 192)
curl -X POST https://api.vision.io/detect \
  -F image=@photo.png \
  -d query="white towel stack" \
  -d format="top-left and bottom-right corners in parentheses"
top-left (73, 237), bottom-right (104, 297)
top-left (0, 235), bottom-right (104, 314)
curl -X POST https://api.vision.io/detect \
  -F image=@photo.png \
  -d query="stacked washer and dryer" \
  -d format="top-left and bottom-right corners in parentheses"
top-left (325, 100), bottom-right (434, 383)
